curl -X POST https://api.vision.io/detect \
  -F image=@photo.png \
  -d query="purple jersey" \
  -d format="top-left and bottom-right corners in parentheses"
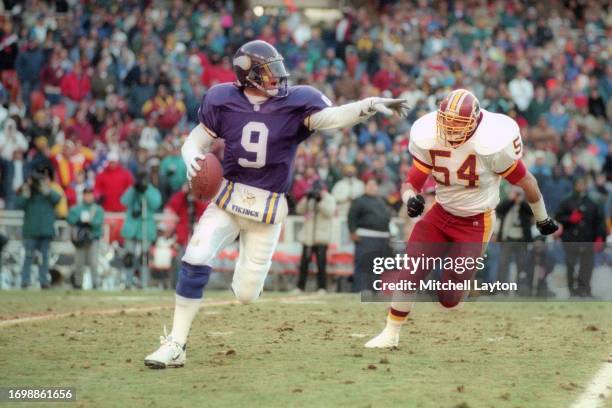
top-left (197, 83), bottom-right (331, 193)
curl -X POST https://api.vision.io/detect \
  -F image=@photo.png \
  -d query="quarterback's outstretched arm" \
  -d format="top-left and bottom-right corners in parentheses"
top-left (181, 123), bottom-right (217, 179)
top-left (306, 97), bottom-right (409, 131)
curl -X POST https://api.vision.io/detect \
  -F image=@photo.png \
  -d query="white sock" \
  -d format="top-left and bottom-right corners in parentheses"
top-left (170, 294), bottom-right (203, 346)
top-left (385, 301), bottom-right (413, 335)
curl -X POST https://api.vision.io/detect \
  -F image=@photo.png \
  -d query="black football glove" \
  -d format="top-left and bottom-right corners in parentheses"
top-left (406, 195), bottom-right (425, 218)
top-left (536, 218), bottom-right (559, 235)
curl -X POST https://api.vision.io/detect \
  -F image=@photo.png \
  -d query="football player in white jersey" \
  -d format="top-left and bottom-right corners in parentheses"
top-left (143, 40), bottom-right (409, 368)
top-left (365, 89), bottom-right (558, 348)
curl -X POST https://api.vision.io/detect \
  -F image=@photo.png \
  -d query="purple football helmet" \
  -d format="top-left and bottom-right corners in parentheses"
top-left (233, 40), bottom-right (289, 97)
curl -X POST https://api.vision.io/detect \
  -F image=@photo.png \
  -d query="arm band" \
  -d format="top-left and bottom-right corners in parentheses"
top-left (499, 160), bottom-right (527, 184)
top-left (405, 165), bottom-right (429, 194)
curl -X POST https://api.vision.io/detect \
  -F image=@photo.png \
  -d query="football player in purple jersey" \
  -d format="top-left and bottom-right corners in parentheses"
top-left (145, 40), bottom-right (408, 368)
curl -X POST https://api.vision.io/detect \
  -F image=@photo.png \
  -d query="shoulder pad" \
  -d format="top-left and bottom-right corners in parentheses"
top-left (409, 111), bottom-right (437, 150)
top-left (289, 85), bottom-right (318, 96)
top-left (204, 83), bottom-right (239, 106)
top-left (288, 85), bottom-right (333, 107)
top-left (473, 110), bottom-right (520, 156)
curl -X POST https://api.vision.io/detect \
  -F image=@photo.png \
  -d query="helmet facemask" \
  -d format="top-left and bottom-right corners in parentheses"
top-left (245, 59), bottom-right (289, 98)
top-left (436, 110), bottom-right (478, 147)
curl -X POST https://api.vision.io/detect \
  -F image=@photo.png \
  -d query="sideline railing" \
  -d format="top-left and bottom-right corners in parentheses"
top-left (0, 210), bottom-right (406, 247)
top-left (0, 210), bottom-right (407, 288)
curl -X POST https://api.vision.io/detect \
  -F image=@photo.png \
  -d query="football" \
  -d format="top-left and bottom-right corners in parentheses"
top-left (190, 152), bottom-right (223, 200)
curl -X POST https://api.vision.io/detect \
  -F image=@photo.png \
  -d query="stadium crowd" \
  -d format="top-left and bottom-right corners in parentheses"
top-left (0, 0), bottom-right (609, 290)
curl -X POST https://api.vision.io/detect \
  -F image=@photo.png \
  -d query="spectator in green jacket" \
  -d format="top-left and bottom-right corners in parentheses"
top-left (159, 140), bottom-right (187, 200)
top-left (16, 170), bottom-right (61, 289)
top-left (67, 188), bottom-right (105, 289)
top-left (120, 172), bottom-right (162, 288)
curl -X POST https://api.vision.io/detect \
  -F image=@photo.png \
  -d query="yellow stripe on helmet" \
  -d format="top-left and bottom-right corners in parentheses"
top-left (448, 90), bottom-right (465, 112)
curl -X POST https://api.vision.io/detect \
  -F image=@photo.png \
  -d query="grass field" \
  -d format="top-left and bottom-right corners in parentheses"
top-left (1, 290), bottom-right (611, 408)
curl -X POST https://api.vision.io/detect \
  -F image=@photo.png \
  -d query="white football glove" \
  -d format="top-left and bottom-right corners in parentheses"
top-left (367, 97), bottom-right (410, 117)
top-left (184, 152), bottom-right (206, 181)
top-left (182, 124), bottom-right (216, 181)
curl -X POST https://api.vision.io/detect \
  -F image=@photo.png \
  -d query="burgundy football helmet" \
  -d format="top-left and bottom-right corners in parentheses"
top-left (233, 40), bottom-right (289, 97)
top-left (436, 89), bottom-right (481, 147)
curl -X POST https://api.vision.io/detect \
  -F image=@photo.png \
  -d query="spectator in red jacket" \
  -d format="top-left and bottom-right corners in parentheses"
top-left (372, 58), bottom-right (401, 93)
top-left (201, 56), bottom-right (235, 87)
top-left (60, 63), bottom-right (90, 102)
top-left (39, 52), bottom-right (64, 105)
top-left (164, 183), bottom-right (208, 247)
top-left (94, 151), bottom-right (133, 212)
top-left (67, 108), bottom-right (96, 147)
top-left (291, 166), bottom-right (319, 203)
top-left (60, 63), bottom-right (91, 118)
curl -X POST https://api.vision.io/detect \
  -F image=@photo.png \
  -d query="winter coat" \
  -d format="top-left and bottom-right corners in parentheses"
top-left (50, 145), bottom-right (94, 188)
top-left (496, 199), bottom-right (533, 242)
top-left (67, 121), bottom-right (96, 147)
top-left (15, 47), bottom-right (44, 83)
top-left (120, 185), bottom-right (162, 242)
top-left (556, 192), bottom-right (606, 242)
top-left (142, 96), bottom-right (185, 130)
top-left (0, 34), bottom-right (18, 71)
top-left (90, 73), bottom-right (115, 100)
top-left (128, 83), bottom-right (154, 118)
top-left (40, 64), bottom-right (64, 90)
top-left (67, 202), bottom-right (105, 239)
top-left (332, 177), bottom-right (365, 216)
top-left (16, 189), bottom-right (61, 238)
top-left (60, 72), bottom-right (91, 101)
top-left (296, 192), bottom-right (336, 246)
top-left (0, 118), bottom-right (28, 160)
top-left (94, 164), bottom-right (134, 212)
top-left (348, 194), bottom-right (391, 234)
top-left (165, 190), bottom-right (208, 246)
top-left (160, 155), bottom-right (187, 193)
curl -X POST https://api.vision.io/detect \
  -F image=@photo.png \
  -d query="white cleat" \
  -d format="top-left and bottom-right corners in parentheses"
top-left (144, 327), bottom-right (186, 369)
top-left (364, 329), bottom-right (400, 348)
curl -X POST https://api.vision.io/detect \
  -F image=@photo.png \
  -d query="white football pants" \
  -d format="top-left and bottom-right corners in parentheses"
top-left (182, 203), bottom-right (282, 304)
